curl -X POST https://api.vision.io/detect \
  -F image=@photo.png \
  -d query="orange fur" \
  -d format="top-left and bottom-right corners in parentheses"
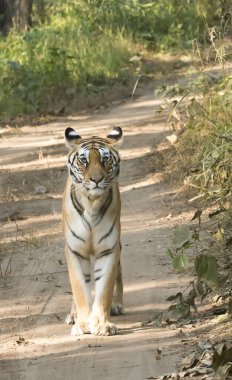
top-left (63, 127), bottom-right (124, 336)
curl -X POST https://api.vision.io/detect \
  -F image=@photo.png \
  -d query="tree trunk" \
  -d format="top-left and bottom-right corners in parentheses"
top-left (17, 0), bottom-right (33, 30)
top-left (35, 0), bottom-right (45, 23)
top-left (0, 0), bottom-right (33, 33)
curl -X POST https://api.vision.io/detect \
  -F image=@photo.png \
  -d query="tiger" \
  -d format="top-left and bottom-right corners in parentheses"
top-left (62, 126), bottom-right (124, 336)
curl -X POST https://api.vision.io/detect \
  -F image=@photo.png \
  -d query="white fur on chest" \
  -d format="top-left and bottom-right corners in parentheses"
top-left (64, 184), bottom-right (119, 257)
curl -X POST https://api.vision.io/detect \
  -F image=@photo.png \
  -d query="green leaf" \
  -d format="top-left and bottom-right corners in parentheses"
top-left (181, 240), bottom-right (192, 250)
top-left (172, 254), bottom-right (189, 272)
top-left (172, 227), bottom-right (191, 249)
top-left (166, 292), bottom-right (182, 301)
top-left (166, 248), bottom-right (174, 258)
top-left (194, 255), bottom-right (219, 287)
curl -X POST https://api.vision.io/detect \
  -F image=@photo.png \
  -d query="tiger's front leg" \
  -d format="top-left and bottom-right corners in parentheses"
top-left (65, 244), bottom-right (92, 335)
top-left (88, 244), bottom-right (121, 336)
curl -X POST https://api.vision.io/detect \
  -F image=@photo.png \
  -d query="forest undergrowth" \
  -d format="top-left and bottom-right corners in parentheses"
top-left (152, 25), bottom-right (232, 378)
top-left (0, 0), bottom-right (224, 122)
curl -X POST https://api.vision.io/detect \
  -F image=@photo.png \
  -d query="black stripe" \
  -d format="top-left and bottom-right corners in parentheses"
top-left (78, 142), bottom-right (91, 149)
top-left (70, 186), bottom-right (91, 230)
top-left (71, 154), bottom-right (76, 165)
top-left (84, 274), bottom-right (90, 283)
top-left (94, 138), bottom-right (108, 143)
top-left (68, 154), bottom-right (79, 176)
top-left (96, 241), bottom-right (118, 259)
top-left (98, 215), bottom-right (118, 244)
top-left (78, 141), bottom-right (93, 149)
top-left (69, 168), bottom-right (75, 177)
top-left (110, 149), bottom-right (119, 162)
top-left (77, 138), bottom-right (110, 149)
top-left (94, 268), bottom-right (101, 273)
top-left (83, 214), bottom-right (91, 230)
top-left (69, 167), bottom-right (81, 183)
top-left (95, 188), bottom-right (113, 226)
top-left (67, 243), bottom-right (88, 260)
top-left (68, 155), bottom-right (75, 166)
top-left (111, 148), bottom-right (120, 165)
top-left (65, 218), bottom-right (85, 243)
top-left (95, 275), bottom-right (102, 281)
top-left (70, 186), bottom-right (83, 216)
top-left (97, 248), bottom-right (113, 258)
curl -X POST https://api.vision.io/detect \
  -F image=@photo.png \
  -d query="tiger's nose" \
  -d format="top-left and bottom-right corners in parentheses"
top-left (90, 175), bottom-right (103, 184)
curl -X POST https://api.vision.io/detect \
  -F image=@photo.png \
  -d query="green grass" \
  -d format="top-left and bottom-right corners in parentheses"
top-left (0, 0), bottom-right (226, 120)
top-left (176, 71), bottom-right (232, 207)
top-left (0, 26), bottom-right (132, 118)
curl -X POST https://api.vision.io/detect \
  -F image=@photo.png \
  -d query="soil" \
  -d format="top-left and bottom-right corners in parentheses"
top-left (0, 87), bottom-right (212, 380)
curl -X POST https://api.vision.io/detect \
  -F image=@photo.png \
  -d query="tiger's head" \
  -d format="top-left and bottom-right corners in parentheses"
top-left (65, 127), bottom-right (123, 197)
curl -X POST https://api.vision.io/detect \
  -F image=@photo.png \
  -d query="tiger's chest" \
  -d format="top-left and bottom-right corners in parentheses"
top-left (64, 188), bottom-right (120, 257)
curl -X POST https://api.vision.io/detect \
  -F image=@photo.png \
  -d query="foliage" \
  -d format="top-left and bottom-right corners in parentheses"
top-left (195, 254), bottom-right (219, 287)
top-left (0, 0), bottom-right (227, 120)
top-left (160, 64), bottom-right (232, 325)
top-left (0, 1), bottom-right (134, 119)
top-left (157, 55), bottom-right (232, 208)
top-left (166, 225), bottom-right (220, 288)
top-left (166, 288), bottom-right (198, 322)
top-left (159, 13), bottom-right (232, 325)
top-left (180, 80), bottom-right (232, 206)
top-left (165, 215), bottom-right (232, 321)
top-left (79, 0), bottom-right (222, 49)
top-left (166, 226), bottom-right (191, 272)
top-left (0, 19), bottom-right (131, 118)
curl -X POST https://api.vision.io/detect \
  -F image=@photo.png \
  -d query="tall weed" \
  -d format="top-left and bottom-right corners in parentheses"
top-left (175, 70), bottom-right (232, 206)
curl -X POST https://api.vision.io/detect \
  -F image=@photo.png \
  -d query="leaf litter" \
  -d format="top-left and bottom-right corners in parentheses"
top-left (148, 342), bottom-right (232, 379)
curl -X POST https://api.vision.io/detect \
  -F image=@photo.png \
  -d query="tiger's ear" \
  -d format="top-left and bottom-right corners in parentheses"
top-left (65, 127), bottom-right (82, 149)
top-left (107, 126), bottom-right (123, 148)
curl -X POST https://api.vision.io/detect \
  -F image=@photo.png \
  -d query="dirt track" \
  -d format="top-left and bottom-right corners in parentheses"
top-left (0, 89), bottom-right (194, 379)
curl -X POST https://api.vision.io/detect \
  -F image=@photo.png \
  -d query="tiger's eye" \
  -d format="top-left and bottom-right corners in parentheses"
top-left (80, 157), bottom-right (87, 165)
top-left (102, 155), bottom-right (109, 164)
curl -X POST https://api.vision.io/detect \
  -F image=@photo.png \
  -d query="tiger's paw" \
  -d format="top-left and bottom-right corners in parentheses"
top-left (65, 313), bottom-right (75, 325)
top-left (89, 319), bottom-right (118, 336)
top-left (110, 303), bottom-right (124, 316)
top-left (71, 322), bottom-right (90, 336)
